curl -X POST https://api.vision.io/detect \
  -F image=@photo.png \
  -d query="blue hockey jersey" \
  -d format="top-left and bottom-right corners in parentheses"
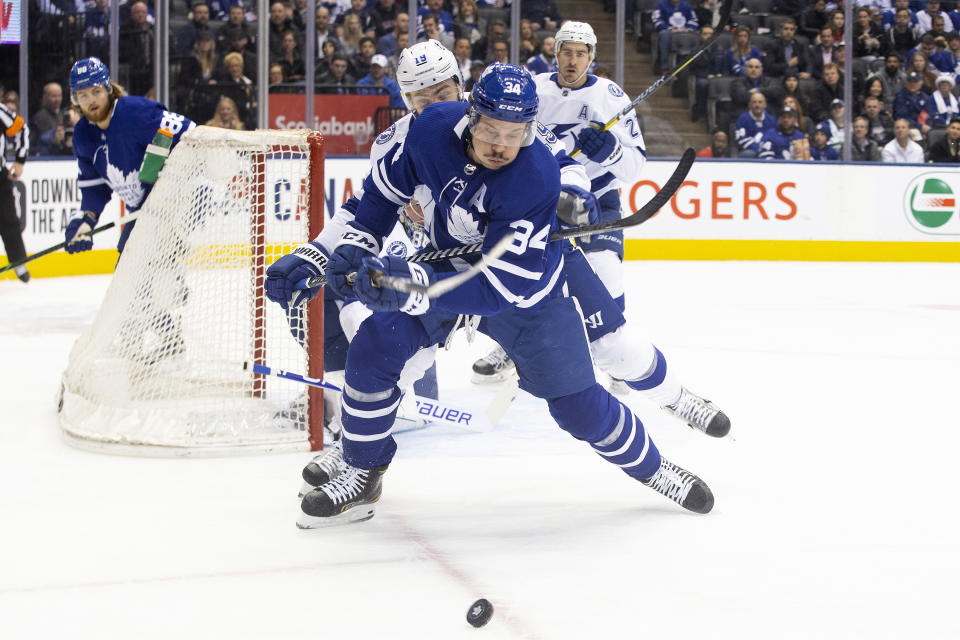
top-left (73, 96), bottom-right (195, 216)
top-left (734, 110), bottom-right (777, 154)
top-left (351, 101), bottom-right (564, 316)
top-left (758, 127), bottom-right (806, 160)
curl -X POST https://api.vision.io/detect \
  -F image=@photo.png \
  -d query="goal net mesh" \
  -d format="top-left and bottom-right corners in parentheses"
top-left (59, 126), bottom-right (324, 456)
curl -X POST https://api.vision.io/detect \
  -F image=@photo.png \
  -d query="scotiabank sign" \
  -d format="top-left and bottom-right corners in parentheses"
top-left (269, 94), bottom-right (390, 155)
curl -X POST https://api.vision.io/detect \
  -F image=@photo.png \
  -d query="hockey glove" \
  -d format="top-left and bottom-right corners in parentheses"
top-left (264, 241), bottom-right (329, 310)
top-left (355, 256), bottom-right (434, 315)
top-left (576, 121), bottom-right (620, 163)
top-left (65, 211), bottom-right (99, 254)
top-left (327, 222), bottom-right (382, 299)
top-left (556, 185), bottom-right (600, 228)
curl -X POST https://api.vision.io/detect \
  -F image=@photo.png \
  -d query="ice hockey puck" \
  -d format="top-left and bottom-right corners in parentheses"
top-left (466, 598), bottom-right (494, 627)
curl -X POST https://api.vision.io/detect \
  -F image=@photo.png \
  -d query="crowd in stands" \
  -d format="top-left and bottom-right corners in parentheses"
top-left (665, 0), bottom-right (960, 163)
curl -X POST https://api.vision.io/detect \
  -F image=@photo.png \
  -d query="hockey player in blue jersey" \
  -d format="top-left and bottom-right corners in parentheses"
top-left (288, 64), bottom-right (715, 527)
top-left (65, 57), bottom-right (195, 256)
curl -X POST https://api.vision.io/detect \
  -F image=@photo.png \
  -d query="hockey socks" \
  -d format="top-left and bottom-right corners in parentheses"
top-left (340, 384), bottom-right (402, 468)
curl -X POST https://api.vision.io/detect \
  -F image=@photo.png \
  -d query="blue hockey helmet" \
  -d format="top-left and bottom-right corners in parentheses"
top-left (470, 63), bottom-right (539, 124)
top-left (69, 57), bottom-right (111, 96)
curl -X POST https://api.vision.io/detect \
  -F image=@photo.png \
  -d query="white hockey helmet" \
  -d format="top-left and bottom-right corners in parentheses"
top-left (554, 21), bottom-right (597, 62)
top-left (396, 39), bottom-right (464, 111)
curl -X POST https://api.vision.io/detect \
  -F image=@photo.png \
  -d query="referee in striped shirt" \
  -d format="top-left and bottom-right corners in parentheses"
top-left (0, 101), bottom-right (30, 282)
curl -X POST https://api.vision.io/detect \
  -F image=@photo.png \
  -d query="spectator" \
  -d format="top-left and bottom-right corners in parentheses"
top-left (454, 0), bottom-right (484, 44)
top-left (925, 73), bottom-right (960, 127)
top-left (759, 106), bottom-right (809, 160)
top-left (176, 2), bottom-right (213, 58)
top-left (268, 1), bottom-right (297, 60)
top-left (887, 7), bottom-right (919, 58)
top-left (521, 0), bottom-right (562, 31)
top-left (357, 54), bottom-right (403, 107)
top-left (810, 26), bottom-right (837, 79)
top-left (927, 116), bottom-right (960, 162)
top-left (274, 30), bottom-right (306, 82)
top-left (315, 6), bottom-right (343, 54)
top-left (217, 5), bottom-right (257, 54)
top-left (827, 10), bottom-right (845, 45)
top-left (854, 6), bottom-right (888, 62)
top-left (765, 18), bottom-right (811, 79)
top-left (731, 58), bottom-right (784, 114)
top-left (882, 0), bottom-right (918, 32)
top-left (812, 62), bottom-right (844, 121)
top-left (376, 12), bottom-right (407, 56)
top-left (456, 38), bottom-right (476, 78)
top-left (385, 32), bottom-right (410, 74)
top-left (119, 1), bottom-right (155, 96)
top-left (734, 92), bottom-right (776, 158)
top-left (353, 37), bottom-right (377, 79)
top-left (916, 0), bottom-right (949, 35)
top-left (337, 0), bottom-right (377, 35)
top-left (876, 53), bottom-right (906, 105)
top-left (894, 70), bottom-right (932, 132)
top-left (370, 0), bottom-right (400, 38)
top-left (177, 32), bottom-right (218, 118)
top-left (34, 108), bottom-right (78, 157)
top-left (30, 82), bottom-right (64, 153)
top-left (220, 32), bottom-right (259, 83)
top-left (340, 13), bottom-right (367, 57)
top-left (801, 0), bottom-right (829, 41)
top-left (489, 39), bottom-right (510, 64)
top-left (780, 71), bottom-right (811, 114)
top-left (819, 98), bottom-right (845, 150)
top-left (943, 32), bottom-right (960, 72)
top-left (291, 0), bottom-right (309, 32)
top-left (83, 0), bottom-right (111, 62)
top-left (527, 36), bottom-right (557, 75)
top-left (217, 51), bottom-right (256, 119)
top-left (783, 94), bottom-right (814, 134)
top-left (857, 76), bottom-right (887, 115)
top-left (725, 26), bottom-right (762, 76)
top-left (464, 59), bottom-right (485, 91)
top-left (950, 5), bottom-right (960, 32)
top-left (696, 128), bottom-right (730, 158)
top-left (317, 54), bottom-right (357, 92)
top-left (862, 95), bottom-right (896, 145)
top-left (418, 0), bottom-right (455, 36)
top-left (850, 116), bottom-right (882, 161)
top-left (926, 14), bottom-right (950, 41)
top-left (693, 0), bottom-right (718, 30)
top-left (420, 13), bottom-right (455, 49)
top-left (810, 127), bottom-right (840, 160)
top-left (472, 20), bottom-right (506, 62)
top-left (205, 96), bottom-right (245, 130)
top-left (269, 63), bottom-right (286, 85)
top-left (317, 39), bottom-right (340, 77)
top-left (653, 0), bottom-right (699, 74)
top-left (689, 24), bottom-right (725, 122)
top-left (882, 117), bottom-right (925, 161)
top-left (518, 19), bottom-right (540, 61)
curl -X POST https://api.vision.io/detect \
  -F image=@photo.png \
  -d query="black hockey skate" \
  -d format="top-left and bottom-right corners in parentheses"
top-left (471, 345), bottom-right (516, 384)
top-left (298, 438), bottom-right (346, 498)
top-left (636, 457), bottom-right (714, 514)
top-left (14, 266), bottom-right (30, 283)
top-left (297, 463), bottom-right (388, 528)
top-left (664, 387), bottom-right (731, 438)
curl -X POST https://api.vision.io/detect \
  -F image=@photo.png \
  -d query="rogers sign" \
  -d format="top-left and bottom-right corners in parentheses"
top-left (269, 94), bottom-right (390, 155)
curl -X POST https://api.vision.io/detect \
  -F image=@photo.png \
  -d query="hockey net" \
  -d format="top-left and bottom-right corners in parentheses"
top-left (58, 126), bottom-right (325, 456)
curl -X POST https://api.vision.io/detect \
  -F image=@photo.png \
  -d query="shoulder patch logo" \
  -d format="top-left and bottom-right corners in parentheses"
top-left (375, 125), bottom-right (396, 145)
top-left (608, 84), bottom-right (624, 98)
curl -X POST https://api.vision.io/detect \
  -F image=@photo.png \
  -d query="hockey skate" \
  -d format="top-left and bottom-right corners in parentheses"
top-left (471, 345), bottom-right (516, 384)
top-left (664, 387), bottom-right (731, 438)
top-left (298, 463), bottom-right (388, 528)
top-left (636, 457), bottom-right (714, 514)
top-left (298, 438), bottom-right (346, 498)
top-left (14, 265), bottom-right (29, 283)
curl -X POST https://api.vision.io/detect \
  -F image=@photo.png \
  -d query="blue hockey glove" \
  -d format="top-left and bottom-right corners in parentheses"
top-left (264, 241), bottom-right (329, 310)
top-left (326, 222), bottom-right (382, 299)
top-left (64, 211), bottom-right (99, 254)
top-left (354, 256), bottom-right (434, 315)
top-left (557, 185), bottom-right (600, 228)
top-left (576, 121), bottom-right (620, 163)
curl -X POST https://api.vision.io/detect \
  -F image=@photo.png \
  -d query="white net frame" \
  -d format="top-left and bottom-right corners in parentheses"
top-left (58, 126), bottom-right (325, 456)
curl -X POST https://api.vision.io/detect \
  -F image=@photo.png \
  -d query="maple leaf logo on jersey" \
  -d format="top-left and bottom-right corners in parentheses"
top-left (447, 205), bottom-right (484, 244)
top-left (106, 161), bottom-right (145, 208)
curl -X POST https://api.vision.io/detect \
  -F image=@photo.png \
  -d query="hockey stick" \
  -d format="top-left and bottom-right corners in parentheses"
top-left (294, 147), bottom-right (696, 291)
top-left (0, 210), bottom-right (143, 274)
top-left (245, 362), bottom-right (498, 432)
top-left (569, 0), bottom-right (732, 159)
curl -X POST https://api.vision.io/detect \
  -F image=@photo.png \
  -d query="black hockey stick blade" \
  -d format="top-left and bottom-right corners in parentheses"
top-left (550, 147), bottom-right (696, 241)
top-left (0, 213), bottom-right (139, 274)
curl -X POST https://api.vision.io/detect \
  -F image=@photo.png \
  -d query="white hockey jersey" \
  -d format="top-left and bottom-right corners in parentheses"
top-left (534, 73), bottom-right (646, 199)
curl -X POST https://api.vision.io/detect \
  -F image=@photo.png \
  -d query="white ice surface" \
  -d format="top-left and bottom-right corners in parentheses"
top-left (1, 261), bottom-right (959, 640)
